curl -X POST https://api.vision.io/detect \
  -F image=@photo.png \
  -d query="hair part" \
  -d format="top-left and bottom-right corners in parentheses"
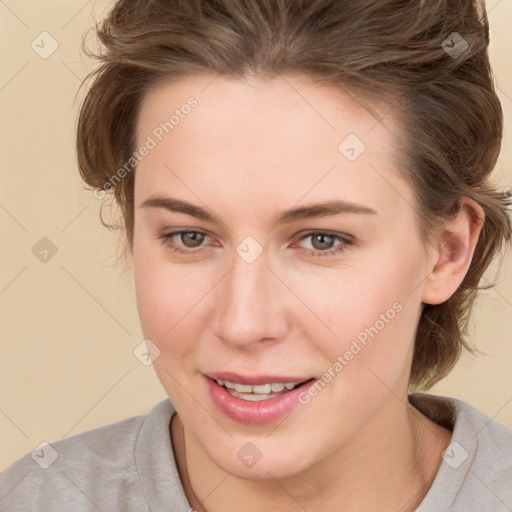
top-left (76, 0), bottom-right (511, 391)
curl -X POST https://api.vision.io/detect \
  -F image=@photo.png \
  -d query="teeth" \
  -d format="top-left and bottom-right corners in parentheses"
top-left (252, 384), bottom-right (272, 394)
top-left (216, 380), bottom-right (301, 394)
top-left (230, 391), bottom-right (275, 401)
top-left (234, 383), bottom-right (252, 393)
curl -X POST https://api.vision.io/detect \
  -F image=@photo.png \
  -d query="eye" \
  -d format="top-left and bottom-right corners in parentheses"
top-left (295, 231), bottom-right (353, 258)
top-left (157, 230), bottom-right (211, 254)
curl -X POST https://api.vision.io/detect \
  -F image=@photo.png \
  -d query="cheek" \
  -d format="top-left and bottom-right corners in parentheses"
top-left (133, 254), bottom-right (204, 400)
top-left (133, 243), bottom-right (220, 360)
top-left (134, 243), bottom-right (188, 343)
top-left (284, 248), bottom-right (423, 382)
top-left (134, 254), bottom-right (170, 340)
top-left (288, 249), bottom-right (420, 335)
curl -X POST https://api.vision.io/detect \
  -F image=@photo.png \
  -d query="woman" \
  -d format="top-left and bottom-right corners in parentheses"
top-left (1, 0), bottom-right (511, 510)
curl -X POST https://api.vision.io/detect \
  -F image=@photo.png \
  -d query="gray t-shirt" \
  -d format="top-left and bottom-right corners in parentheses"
top-left (1, 393), bottom-right (511, 511)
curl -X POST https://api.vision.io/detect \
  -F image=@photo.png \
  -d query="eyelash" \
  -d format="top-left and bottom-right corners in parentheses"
top-left (156, 230), bottom-right (353, 258)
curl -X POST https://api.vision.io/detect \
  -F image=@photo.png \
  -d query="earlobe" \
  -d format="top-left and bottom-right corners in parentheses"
top-left (421, 197), bottom-right (485, 305)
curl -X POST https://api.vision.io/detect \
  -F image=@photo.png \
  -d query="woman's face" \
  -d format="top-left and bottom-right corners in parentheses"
top-left (133, 73), bottom-right (433, 478)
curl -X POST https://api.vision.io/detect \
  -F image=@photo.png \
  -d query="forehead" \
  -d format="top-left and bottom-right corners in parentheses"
top-left (136, 73), bottom-right (393, 152)
top-left (134, 73), bottom-right (412, 224)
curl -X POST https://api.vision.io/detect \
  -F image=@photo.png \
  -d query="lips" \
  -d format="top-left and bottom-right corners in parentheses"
top-left (204, 373), bottom-right (315, 425)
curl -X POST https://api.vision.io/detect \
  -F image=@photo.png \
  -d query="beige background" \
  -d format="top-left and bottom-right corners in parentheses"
top-left (1, 0), bottom-right (511, 470)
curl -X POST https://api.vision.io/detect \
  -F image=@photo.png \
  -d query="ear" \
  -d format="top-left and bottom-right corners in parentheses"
top-left (421, 197), bottom-right (485, 305)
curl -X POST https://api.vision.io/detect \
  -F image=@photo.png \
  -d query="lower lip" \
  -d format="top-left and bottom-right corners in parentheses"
top-left (205, 376), bottom-right (315, 425)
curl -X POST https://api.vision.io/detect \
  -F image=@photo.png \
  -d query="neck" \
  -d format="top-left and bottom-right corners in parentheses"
top-left (172, 394), bottom-right (452, 512)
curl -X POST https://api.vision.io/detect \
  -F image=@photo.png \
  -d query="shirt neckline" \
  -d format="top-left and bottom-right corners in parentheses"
top-left (133, 394), bottom-right (479, 511)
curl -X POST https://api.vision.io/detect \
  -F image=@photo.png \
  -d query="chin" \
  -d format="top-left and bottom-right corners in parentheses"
top-left (201, 434), bottom-right (316, 481)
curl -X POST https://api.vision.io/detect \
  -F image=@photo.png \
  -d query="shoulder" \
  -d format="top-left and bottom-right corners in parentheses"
top-left (0, 398), bottom-right (176, 512)
top-left (410, 393), bottom-right (512, 511)
top-left (449, 395), bottom-right (512, 508)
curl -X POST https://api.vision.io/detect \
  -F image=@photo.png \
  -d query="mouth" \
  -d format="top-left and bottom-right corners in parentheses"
top-left (204, 373), bottom-right (316, 425)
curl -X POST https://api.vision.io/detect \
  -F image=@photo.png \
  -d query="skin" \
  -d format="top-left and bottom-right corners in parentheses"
top-left (132, 73), bottom-right (483, 511)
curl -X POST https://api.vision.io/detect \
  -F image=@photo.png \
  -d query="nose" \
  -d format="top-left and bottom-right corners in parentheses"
top-left (214, 246), bottom-right (291, 350)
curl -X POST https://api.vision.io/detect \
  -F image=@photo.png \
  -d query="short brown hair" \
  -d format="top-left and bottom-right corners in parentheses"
top-left (76, 0), bottom-right (511, 391)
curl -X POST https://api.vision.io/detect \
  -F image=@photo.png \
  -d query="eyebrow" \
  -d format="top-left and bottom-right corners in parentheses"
top-left (139, 196), bottom-right (378, 224)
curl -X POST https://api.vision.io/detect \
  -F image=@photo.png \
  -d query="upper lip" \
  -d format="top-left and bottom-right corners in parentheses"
top-left (205, 372), bottom-right (312, 386)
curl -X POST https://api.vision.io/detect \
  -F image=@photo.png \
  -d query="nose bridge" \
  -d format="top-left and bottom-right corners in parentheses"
top-left (215, 243), bottom-right (289, 348)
